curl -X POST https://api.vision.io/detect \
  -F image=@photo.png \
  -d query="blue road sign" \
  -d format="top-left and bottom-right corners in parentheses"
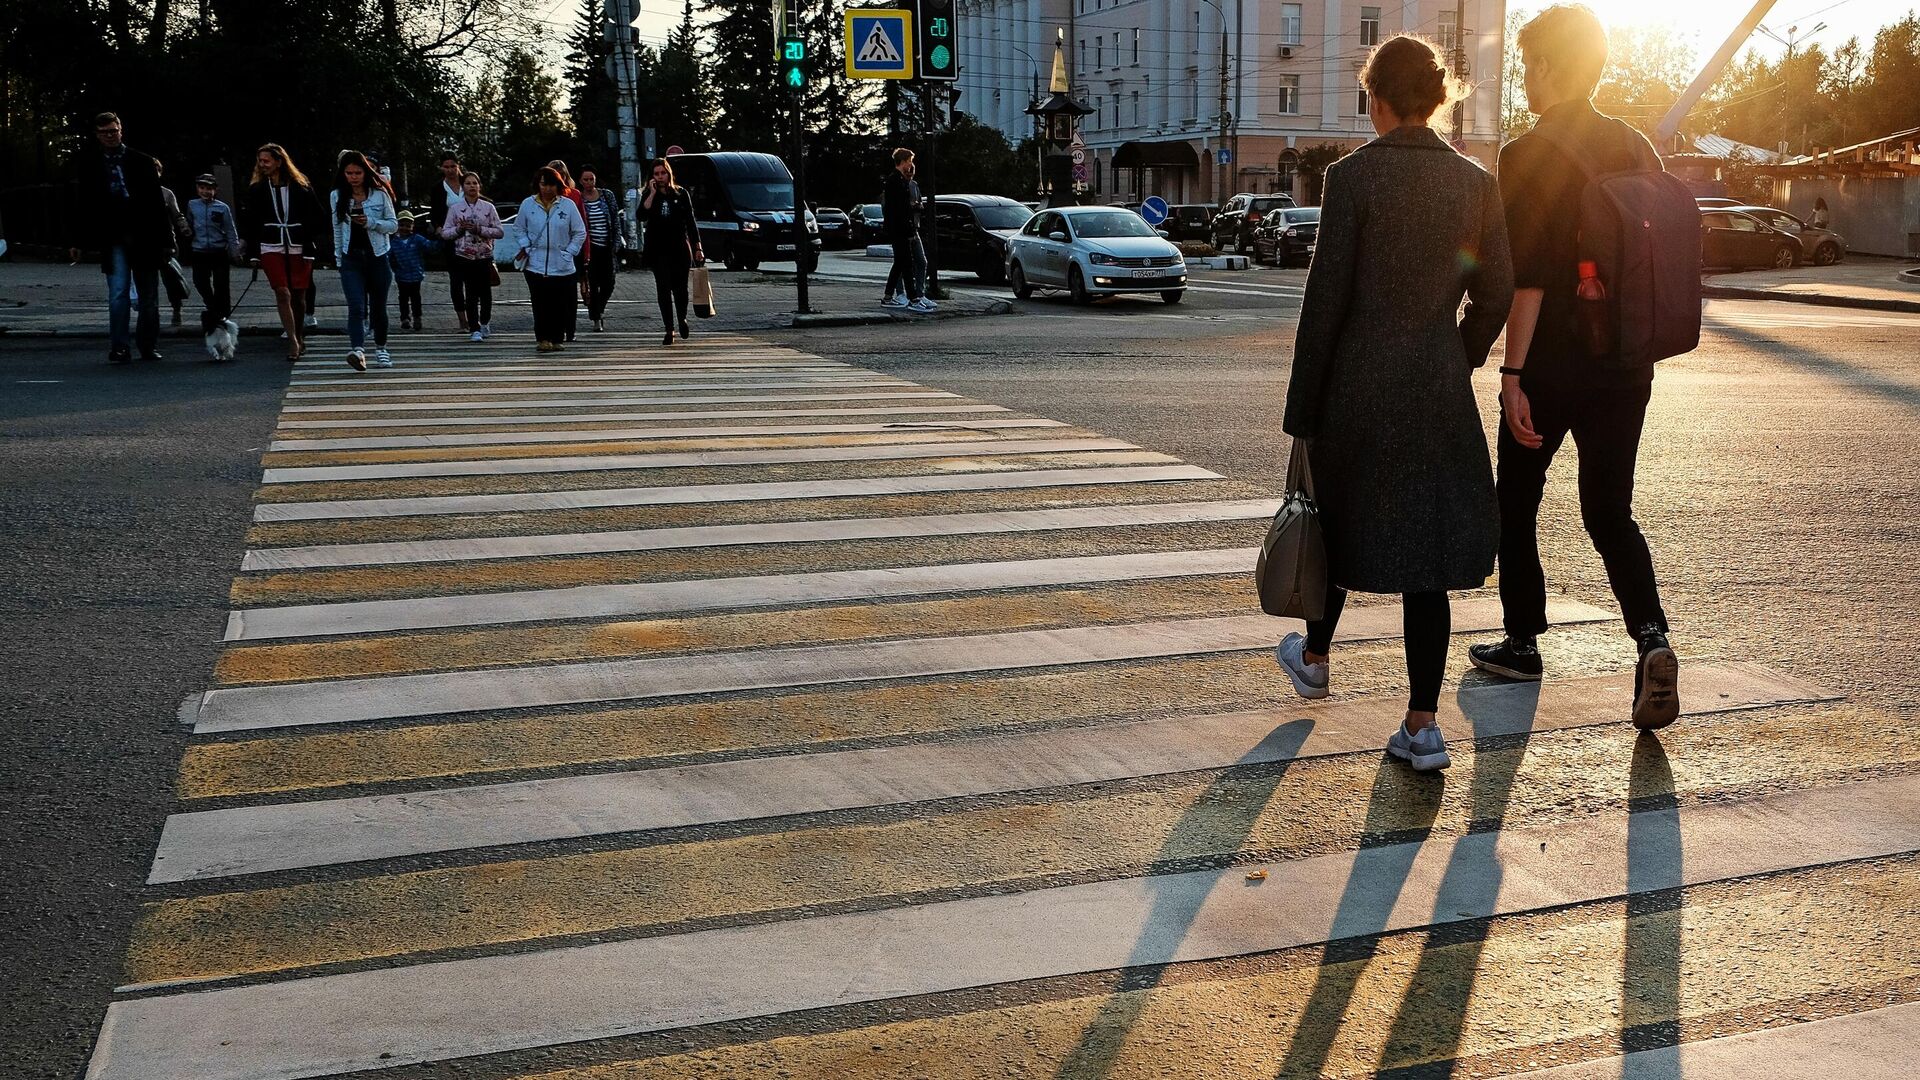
top-left (845, 9), bottom-right (914, 80)
top-left (1217, 148), bottom-right (1233, 165)
top-left (1139, 196), bottom-right (1169, 225)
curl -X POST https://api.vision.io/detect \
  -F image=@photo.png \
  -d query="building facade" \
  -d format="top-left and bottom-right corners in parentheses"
top-left (956, 0), bottom-right (1505, 204)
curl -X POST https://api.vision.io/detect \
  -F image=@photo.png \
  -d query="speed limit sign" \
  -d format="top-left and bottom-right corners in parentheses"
top-left (1070, 148), bottom-right (1085, 165)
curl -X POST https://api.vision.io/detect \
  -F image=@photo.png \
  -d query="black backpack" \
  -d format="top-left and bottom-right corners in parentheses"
top-left (1538, 121), bottom-right (1702, 369)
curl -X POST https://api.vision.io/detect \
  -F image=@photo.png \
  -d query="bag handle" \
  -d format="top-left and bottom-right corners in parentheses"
top-left (1287, 438), bottom-right (1316, 500)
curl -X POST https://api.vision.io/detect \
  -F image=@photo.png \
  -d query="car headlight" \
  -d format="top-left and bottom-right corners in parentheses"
top-left (741, 221), bottom-right (760, 232)
top-left (1285, 228), bottom-right (1299, 237)
top-left (1088, 252), bottom-right (1117, 265)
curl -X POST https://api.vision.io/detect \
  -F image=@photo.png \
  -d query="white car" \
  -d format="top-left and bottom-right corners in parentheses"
top-left (1006, 205), bottom-right (1187, 304)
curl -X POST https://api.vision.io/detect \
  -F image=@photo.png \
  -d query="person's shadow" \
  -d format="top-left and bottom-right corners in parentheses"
top-left (1051, 717), bottom-right (1314, 1078)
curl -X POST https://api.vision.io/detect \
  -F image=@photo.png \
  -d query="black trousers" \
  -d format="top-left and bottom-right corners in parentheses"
top-left (396, 281), bottom-right (423, 324)
top-left (651, 264), bottom-right (689, 329)
top-left (1306, 588), bottom-right (1451, 714)
top-left (455, 258), bottom-right (492, 327)
top-left (190, 250), bottom-right (231, 325)
top-left (1497, 380), bottom-right (1667, 638)
top-left (585, 241), bottom-right (617, 320)
top-left (443, 240), bottom-right (466, 315)
top-left (524, 270), bottom-right (575, 344)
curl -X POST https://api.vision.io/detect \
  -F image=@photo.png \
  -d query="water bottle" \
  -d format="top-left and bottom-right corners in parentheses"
top-left (1576, 259), bottom-right (1613, 357)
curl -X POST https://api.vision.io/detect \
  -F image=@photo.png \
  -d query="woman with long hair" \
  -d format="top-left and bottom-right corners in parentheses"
top-left (1273, 35), bottom-right (1514, 772)
top-left (546, 159), bottom-right (589, 341)
top-left (637, 158), bottom-right (703, 346)
top-left (440, 170), bottom-right (504, 341)
top-left (329, 149), bottom-right (400, 370)
top-left (513, 165), bottom-right (586, 352)
top-left (576, 165), bottom-right (623, 331)
top-left (241, 143), bottom-right (328, 360)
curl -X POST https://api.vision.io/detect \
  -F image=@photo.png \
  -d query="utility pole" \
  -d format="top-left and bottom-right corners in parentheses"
top-left (1450, 0), bottom-right (1468, 149)
top-left (1656, 0), bottom-right (1779, 147)
top-left (606, 0), bottom-right (642, 199)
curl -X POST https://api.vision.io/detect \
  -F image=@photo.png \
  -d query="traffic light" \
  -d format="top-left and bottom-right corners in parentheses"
top-left (914, 0), bottom-right (957, 81)
top-left (780, 35), bottom-right (807, 91)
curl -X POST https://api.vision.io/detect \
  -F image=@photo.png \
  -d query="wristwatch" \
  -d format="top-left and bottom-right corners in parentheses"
top-left (1498, 366), bottom-right (1525, 378)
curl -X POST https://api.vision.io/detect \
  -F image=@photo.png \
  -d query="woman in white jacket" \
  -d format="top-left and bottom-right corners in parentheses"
top-left (514, 166), bottom-right (587, 352)
top-left (329, 149), bottom-right (400, 369)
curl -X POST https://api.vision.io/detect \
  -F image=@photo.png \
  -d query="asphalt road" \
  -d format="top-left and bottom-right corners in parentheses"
top-left (5, 286), bottom-right (1918, 1079)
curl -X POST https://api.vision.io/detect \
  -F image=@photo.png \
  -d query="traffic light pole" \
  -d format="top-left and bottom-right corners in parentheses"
top-left (920, 81), bottom-right (944, 300)
top-left (791, 94), bottom-right (813, 314)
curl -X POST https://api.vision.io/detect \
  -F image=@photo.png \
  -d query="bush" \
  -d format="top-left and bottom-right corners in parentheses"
top-left (1178, 241), bottom-right (1218, 257)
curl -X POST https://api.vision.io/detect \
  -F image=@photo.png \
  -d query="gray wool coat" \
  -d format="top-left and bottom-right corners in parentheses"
top-left (1281, 125), bottom-right (1515, 595)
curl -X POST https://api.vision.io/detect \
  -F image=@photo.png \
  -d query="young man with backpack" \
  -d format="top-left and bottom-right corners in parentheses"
top-left (1469, 3), bottom-right (1701, 731)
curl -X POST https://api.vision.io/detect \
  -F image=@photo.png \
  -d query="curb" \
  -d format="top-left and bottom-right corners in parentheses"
top-left (1900, 267), bottom-right (1920, 286)
top-left (1700, 285), bottom-right (1920, 315)
top-left (787, 300), bottom-right (1014, 329)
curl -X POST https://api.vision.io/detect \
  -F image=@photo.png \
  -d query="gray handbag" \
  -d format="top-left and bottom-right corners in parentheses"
top-left (1255, 439), bottom-right (1328, 620)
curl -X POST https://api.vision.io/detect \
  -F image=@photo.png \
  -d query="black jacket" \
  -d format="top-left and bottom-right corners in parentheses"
top-left (241, 179), bottom-right (331, 262)
top-left (637, 184), bottom-right (700, 271)
top-left (74, 144), bottom-right (176, 272)
top-left (882, 169), bottom-right (920, 240)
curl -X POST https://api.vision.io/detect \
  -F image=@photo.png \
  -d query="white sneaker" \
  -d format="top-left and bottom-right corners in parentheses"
top-left (880, 294), bottom-right (907, 308)
top-left (372, 347), bottom-right (393, 367)
top-left (303, 315), bottom-right (319, 330)
top-left (1386, 722), bottom-right (1452, 772)
top-left (470, 330), bottom-right (485, 342)
top-left (346, 349), bottom-right (367, 371)
top-left (1274, 632), bottom-right (1330, 700)
top-left (479, 324), bottom-right (491, 340)
top-left (909, 297), bottom-right (938, 313)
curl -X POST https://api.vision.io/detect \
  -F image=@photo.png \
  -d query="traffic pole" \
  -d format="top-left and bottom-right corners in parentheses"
top-left (791, 94), bottom-right (813, 314)
top-left (920, 81), bottom-right (945, 300)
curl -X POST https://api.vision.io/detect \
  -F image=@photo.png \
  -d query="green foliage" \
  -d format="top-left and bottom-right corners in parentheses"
top-left (934, 113), bottom-right (1036, 199)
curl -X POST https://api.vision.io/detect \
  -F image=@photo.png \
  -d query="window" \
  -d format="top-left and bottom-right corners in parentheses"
top-left (1277, 74), bottom-right (1300, 114)
top-left (1077, 39), bottom-right (1085, 75)
top-left (1132, 28), bottom-right (1140, 64)
top-left (1189, 78), bottom-right (1201, 120)
top-left (1280, 3), bottom-right (1303, 46)
top-left (1357, 87), bottom-right (1370, 116)
top-left (1361, 6), bottom-right (1381, 48)
top-left (1095, 38), bottom-right (1102, 70)
top-left (1277, 159), bottom-right (1297, 193)
top-left (1113, 32), bottom-right (1121, 68)
top-left (1438, 9), bottom-right (1458, 55)
top-left (1131, 90), bottom-right (1140, 125)
top-left (1193, 11), bottom-right (1201, 54)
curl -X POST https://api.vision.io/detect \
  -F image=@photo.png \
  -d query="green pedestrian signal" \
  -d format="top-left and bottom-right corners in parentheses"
top-left (913, 0), bottom-right (957, 81)
top-left (780, 35), bottom-right (807, 91)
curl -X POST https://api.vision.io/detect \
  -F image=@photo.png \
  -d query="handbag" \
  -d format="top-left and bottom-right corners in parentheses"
top-left (689, 264), bottom-right (716, 318)
top-left (1255, 438), bottom-right (1328, 620)
top-left (487, 261), bottom-right (502, 287)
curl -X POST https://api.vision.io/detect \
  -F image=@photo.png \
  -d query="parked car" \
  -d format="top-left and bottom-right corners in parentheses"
top-left (931, 194), bottom-right (1034, 283)
top-left (812, 205), bottom-right (852, 249)
top-left (1728, 205), bottom-right (1845, 266)
top-left (1006, 205), bottom-right (1187, 305)
top-left (848, 202), bottom-right (887, 246)
top-left (1161, 203), bottom-right (1216, 243)
top-left (1695, 196), bottom-right (1741, 208)
top-left (1699, 209), bottom-right (1803, 270)
top-left (668, 151), bottom-right (821, 271)
top-left (1251, 206), bottom-right (1321, 267)
top-left (1211, 193), bottom-right (1296, 254)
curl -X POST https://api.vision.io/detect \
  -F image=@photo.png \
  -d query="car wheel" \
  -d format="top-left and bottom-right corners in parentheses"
top-left (1009, 261), bottom-right (1032, 300)
top-left (1814, 242), bottom-right (1841, 266)
top-left (1068, 264), bottom-right (1092, 305)
top-left (742, 259), bottom-right (761, 272)
top-left (1772, 245), bottom-right (1796, 269)
top-left (1161, 289), bottom-right (1184, 305)
top-left (723, 255), bottom-right (743, 272)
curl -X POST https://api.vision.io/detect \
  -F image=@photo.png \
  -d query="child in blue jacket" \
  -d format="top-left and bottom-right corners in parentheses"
top-left (389, 211), bottom-right (434, 330)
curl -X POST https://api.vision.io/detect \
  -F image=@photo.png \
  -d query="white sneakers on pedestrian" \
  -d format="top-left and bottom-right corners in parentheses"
top-left (1274, 632), bottom-right (1329, 700)
top-left (479, 323), bottom-right (491, 340)
top-left (880, 293), bottom-right (907, 308)
top-left (346, 348), bottom-right (367, 371)
top-left (470, 330), bottom-right (485, 342)
top-left (372, 347), bottom-right (393, 367)
top-left (909, 297), bottom-right (938, 313)
top-left (304, 314), bottom-right (319, 331)
top-left (1386, 722), bottom-right (1452, 772)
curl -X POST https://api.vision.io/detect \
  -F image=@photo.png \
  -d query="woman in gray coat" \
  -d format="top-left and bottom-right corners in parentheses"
top-left (1275, 34), bottom-right (1515, 772)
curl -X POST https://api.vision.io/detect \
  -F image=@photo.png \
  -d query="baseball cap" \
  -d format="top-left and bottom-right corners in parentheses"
top-left (195, 173), bottom-right (217, 184)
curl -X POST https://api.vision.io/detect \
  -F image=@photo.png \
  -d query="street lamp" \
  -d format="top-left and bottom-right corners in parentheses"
top-left (1196, 0), bottom-right (1233, 203)
top-left (1008, 44), bottom-right (1045, 197)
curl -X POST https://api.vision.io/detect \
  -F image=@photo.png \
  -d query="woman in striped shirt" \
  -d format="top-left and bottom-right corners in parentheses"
top-left (577, 165), bottom-right (622, 332)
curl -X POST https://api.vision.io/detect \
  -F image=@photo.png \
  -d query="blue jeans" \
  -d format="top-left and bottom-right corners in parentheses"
top-left (106, 244), bottom-right (160, 355)
top-left (888, 235), bottom-right (926, 300)
top-left (338, 252), bottom-right (392, 350)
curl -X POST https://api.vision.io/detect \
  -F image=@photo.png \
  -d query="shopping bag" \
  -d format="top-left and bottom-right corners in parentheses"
top-left (690, 264), bottom-right (716, 318)
top-left (1254, 439), bottom-right (1328, 620)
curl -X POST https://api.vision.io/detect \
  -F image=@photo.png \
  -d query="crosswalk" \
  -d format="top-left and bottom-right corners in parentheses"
top-left (86, 334), bottom-right (1919, 1079)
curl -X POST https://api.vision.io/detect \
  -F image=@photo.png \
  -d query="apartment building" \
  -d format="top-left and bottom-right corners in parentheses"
top-left (955, 0), bottom-right (1506, 204)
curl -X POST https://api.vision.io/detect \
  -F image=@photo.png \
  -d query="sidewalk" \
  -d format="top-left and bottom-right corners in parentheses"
top-left (1702, 256), bottom-right (1920, 313)
top-left (0, 257), bottom-right (1011, 341)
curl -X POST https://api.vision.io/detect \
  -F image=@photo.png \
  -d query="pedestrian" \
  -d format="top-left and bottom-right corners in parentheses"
top-left (68, 112), bottom-right (177, 364)
top-left (185, 172), bottom-right (242, 332)
top-left (389, 211), bottom-right (433, 330)
top-left (1274, 34), bottom-right (1514, 773)
top-left (637, 157), bottom-right (702, 346)
top-left (513, 166), bottom-right (585, 352)
top-left (1469, 3), bottom-right (1682, 729)
top-left (428, 153), bottom-right (470, 329)
top-left (546, 159), bottom-right (589, 341)
top-left (441, 170), bottom-right (504, 342)
top-left (242, 143), bottom-right (328, 360)
top-left (882, 148), bottom-right (935, 312)
top-left (577, 165), bottom-right (622, 331)
top-left (329, 149), bottom-right (400, 370)
top-left (154, 160), bottom-right (194, 327)
top-left (1810, 196), bottom-right (1830, 230)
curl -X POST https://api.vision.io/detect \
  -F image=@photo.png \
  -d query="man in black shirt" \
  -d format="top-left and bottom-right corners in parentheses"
top-left (1469, 4), bottom-right (1680, 730)
top-left (68, 112), bottom-right (176, 363)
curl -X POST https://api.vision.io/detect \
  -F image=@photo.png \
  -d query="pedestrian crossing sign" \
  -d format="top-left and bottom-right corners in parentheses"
top-left (845, 8), bottom-right (913, 79)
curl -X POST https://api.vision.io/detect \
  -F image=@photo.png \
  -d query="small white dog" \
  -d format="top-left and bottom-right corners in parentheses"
top-left (204, 318), bottom-right (239, 362)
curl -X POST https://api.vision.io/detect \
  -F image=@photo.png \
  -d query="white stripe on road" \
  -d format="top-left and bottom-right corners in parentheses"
top-left (259, 438), bottom-right (1142, 483)
top-left (250, 463), bottom-right (1220, 521)
top-left (154, 663), bottom-right (1819, 882)
top-left (240, 498), bottom-right (1278, 570)
top-left (285, 378), bottom-right (909, 400)
top-left (99, 775), bottom-right (1920, 1080)
top-left (226, 547), bottom-right (1260, 641)
top-left (288, 368), bottom-right (855, 385)
top-left (1495, 1001), bottom-right (1920, 1080)
top-left (273, 404), bottom-right (1015, 430)
top-left (281, 391), bottom-right (963, 413)
top-left (266, 418), bottom-right (1066, 452)
top-left (200, 600), bottom-right (1612, 729)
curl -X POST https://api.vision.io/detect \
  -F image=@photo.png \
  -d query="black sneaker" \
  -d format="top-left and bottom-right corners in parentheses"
top-left (107, 348), bottom-right (133, 365)
top-left (1632, 625), bottom-right (1680, 731)
top-left (1469, 635), bottom-right (1543, 681)
top-left (137, 351), bottom-right (163, 363)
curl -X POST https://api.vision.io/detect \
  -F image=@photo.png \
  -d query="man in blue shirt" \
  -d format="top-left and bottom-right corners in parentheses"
top-left (186, 172), bottom-right (242, 331)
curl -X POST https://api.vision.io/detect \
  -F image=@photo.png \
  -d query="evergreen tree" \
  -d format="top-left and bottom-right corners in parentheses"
top-left (642, 0), bottom-right (713, 153)
top-left (564, 0), bottom-right (620, 161)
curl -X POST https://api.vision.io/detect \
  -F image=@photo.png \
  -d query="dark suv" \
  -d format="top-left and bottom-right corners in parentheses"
top-left (1211, 193), bottom-right (1296, 255)
top-left (931, 195), bottom-right (1035, 283)
top-left (1163, 204), bottom-right (1216, 243)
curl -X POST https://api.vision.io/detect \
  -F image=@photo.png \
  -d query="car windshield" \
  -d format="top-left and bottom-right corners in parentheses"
top-left (1281, 208), bottom-right (1320, 224)
top-left (1071, 211), bottom-right (1157, 239)
top-left (1174, 207), bottom-right (1209, 221)
top-left (727, 181), bottom-right (795, 211)
top-left (1251, 199), bottom-right (1291, 212)
top-left (975, 204), bottom-right (1033, 230)
top-left (818, 207), bottom-right (844, 216)
top-left (860, 204), bottom-right (882, 217)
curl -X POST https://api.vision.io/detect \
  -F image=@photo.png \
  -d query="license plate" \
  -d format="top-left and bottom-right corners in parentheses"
top-left (1132, 268), bottom-right (1163, 278)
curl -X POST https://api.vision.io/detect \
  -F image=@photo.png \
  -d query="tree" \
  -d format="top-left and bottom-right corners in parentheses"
top-left (640, 1), bottom-right (713, 154)
top-left (493, 44), bottom-right (574, 193)
top-left (563, 0), bottom-right (620, 162)
top-left (933, 113), bottom-right (1035, 199)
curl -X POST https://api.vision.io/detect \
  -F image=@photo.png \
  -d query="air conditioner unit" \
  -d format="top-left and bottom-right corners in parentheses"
top-left (1277, 46), bottom-right (1293, 59)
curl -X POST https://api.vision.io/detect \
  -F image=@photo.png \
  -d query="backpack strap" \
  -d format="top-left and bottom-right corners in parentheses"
top-left (1533, 116), bottom-right (1662, 179)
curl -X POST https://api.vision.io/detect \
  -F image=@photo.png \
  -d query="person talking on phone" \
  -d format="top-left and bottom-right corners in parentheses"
top-left (637, 158), bottom-right (702, 346)
top-left (329, 149), bottom-right (399, 370)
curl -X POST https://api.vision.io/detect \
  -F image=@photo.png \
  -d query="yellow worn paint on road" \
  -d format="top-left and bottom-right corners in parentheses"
top-left (257, 428), bottom-right (1062, 468)
top-left (179, 622), bottom-right (1624, 799)
top-left (132, 702), bottom-right (1914, 985)
top-left (508, 856), bottom-right (1920, 1079)
top-left (226, 520), bottom-right (1263, 605)
top-left (212, 577), bottom-right (1251, 684)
